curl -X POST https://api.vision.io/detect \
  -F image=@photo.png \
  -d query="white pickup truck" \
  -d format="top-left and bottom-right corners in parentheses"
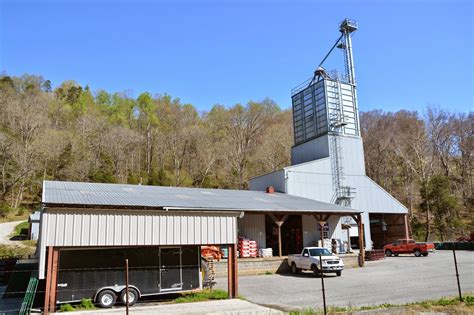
top-left (287, 247), bottom-right (344, 277)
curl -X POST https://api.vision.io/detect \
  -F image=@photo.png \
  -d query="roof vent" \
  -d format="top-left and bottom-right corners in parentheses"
top-left (266, 186), bottom-right (275, 194)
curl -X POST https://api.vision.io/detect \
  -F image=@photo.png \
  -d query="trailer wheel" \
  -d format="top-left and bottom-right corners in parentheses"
top-left (97, 290), bottom-right (116, 308)
top-left (120, 288), bottom-right (139, 306)
top-left (385, 249), bottom-right (393, 257)
top-left (414, 249), bottom-right (422, 257)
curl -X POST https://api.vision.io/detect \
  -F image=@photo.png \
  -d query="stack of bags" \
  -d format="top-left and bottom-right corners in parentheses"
top-left (238, 237), bottom-right (258, 258)
top-left (258, 248), bottom-right (273, 258)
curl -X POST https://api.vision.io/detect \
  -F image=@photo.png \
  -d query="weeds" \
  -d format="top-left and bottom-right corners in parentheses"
top-left (58, 299), bottom-right (96, 312)
top-left (288, 295), bottom-right (474, 314)
top-left (173, 289), bottom-right (228, 303)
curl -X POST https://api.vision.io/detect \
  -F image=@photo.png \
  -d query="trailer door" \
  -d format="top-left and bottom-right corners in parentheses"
top-left (159, 247), bottom-right (182, 291)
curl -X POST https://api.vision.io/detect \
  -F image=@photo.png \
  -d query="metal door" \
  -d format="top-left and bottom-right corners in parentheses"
top-left (159, 247), bottom-right (182, 291)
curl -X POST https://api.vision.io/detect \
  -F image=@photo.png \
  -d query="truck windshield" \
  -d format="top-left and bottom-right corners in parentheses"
top-left (309, 248), bottom-right (332, 256)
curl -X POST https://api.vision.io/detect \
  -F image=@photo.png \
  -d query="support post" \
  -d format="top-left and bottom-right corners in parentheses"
top-left (43, 247), bottom-right (53, 315)
top-left (227, 244), bottom-right (238, 298)
top-left (357, 214), bottom-right (365, 266)
top-left (269, 214), bottom-right (288, 257)
top-left (44, 247), bottom-right (59, 314)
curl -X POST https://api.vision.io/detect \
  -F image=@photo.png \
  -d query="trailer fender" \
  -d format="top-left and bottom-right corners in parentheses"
top-left (94, 285), bottom-right (141, 301)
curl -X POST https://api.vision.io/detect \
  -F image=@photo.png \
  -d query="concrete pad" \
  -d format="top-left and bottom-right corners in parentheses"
top-left (53, 299), bottom-right (283, 315)
top-left (216, 250), bottom-right (474, 311)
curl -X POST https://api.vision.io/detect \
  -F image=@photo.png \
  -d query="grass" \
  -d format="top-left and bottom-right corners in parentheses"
top-left (173, 289), bottom-right (228, 303)
top-left (12, 221), bottom-right (29, 237)
top-left (58, 299), bottom-right (96, 312)
top-left (0, 244), bottom-right (35, 257)
top-left (288, 295), bottom-right (474, 314)
top-left (0, 206), bottom-right (31, 222)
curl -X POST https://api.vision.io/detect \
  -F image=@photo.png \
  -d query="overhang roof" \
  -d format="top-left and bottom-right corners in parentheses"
top-left (42, 180), bottom-right (360, 214)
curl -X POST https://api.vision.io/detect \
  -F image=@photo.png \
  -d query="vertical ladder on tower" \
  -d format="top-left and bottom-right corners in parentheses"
top-left (329, 79), bottom-right (355, 206)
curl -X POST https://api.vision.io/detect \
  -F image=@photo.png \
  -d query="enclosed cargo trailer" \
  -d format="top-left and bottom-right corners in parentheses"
top-left (56, 246), bottom-right (201, 308)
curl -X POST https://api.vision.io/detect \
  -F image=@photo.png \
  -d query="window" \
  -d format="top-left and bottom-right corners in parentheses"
top-left (302, 249), bottom-right (309, 257)
top-left (309, 248), bottom-right (332, 256)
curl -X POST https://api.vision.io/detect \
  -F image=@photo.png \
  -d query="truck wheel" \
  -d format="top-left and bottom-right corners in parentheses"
top-left (97, 290), bottom-right (116, 308)
top-left (291, 263), bottom-right (300, 274)
top-left (120, 288), bottom-right (139, 306)
top-left (311, 264), bottom-right (320, 277)
top-left (414, 249), bottom-right (422, 257)
top-left (385, 249), bottom-right (393, 257)
top-left (422, 253), bottom-right (428, 257)
top-left (394, 253), bottom-right (399, 257)
top-left (336, 271), bottom-right (342, 277)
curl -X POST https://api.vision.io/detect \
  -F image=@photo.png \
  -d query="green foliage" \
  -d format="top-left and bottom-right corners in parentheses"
top-left (173, 289), bottom-right (228, 303)
top-left (89, 153), bottom-right (116, 183)
top-left (13, 221), bottom-right (29, 237)
top-left (0, 245), bottom-right (35, 257)
top-left (58, 299), bottom-right (96, 312)
top-left (420, 175), bottom-right (460, 240)
top-left (79, 298), bottom-right (96, 309)
top-left (148, 168), bottom-right (171, 186)
top-left (464, 295), bottom-right (474, 306)
top-left (59, 304), bottom-right (75, 312)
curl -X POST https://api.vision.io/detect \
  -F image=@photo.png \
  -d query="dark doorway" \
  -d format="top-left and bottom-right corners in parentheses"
top-left (370, 214), bottom-right (407, 249)
top-left (265, 215), bottom-right (303, 256)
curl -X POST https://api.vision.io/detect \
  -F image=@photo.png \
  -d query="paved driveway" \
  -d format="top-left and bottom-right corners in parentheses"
top-left (0, 220), bottom-right (26, 245)
top-left (216, 250), bottom-right (474, 311)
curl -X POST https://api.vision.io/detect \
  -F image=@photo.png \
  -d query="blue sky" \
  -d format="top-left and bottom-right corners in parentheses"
top-left (1, 0), bottom-right (472, 113)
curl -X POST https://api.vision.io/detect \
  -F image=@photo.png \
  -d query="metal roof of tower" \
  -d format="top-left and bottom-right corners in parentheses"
top-left (42, 180), bottom-right (360, 214)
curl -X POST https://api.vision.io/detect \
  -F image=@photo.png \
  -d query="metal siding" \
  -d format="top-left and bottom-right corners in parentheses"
top-left (38, 209), bottom-right (238, 279)
top-left (290, 136), bottom-right (330, 166)
top-left (237, 214), bottom-right (266, 248)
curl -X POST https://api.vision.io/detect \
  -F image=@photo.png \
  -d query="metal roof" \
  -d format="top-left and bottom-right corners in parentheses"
top-left (42, 180), bottom-right (360, 214)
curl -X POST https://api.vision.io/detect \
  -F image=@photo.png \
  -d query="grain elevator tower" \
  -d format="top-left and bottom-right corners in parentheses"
top-left (290, 19), bottom-right (362, 206)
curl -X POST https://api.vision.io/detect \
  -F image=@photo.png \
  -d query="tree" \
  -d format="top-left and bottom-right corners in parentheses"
top-left (420, 175), bottom-right (459, 241)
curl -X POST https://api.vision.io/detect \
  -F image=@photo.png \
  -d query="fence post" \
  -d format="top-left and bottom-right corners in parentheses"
top-left (319, 255), bottom-right (327, 315)
top-left (125, 259), bottom-right (129, 315)
top-left (452, 246), bottom-right (463, 302)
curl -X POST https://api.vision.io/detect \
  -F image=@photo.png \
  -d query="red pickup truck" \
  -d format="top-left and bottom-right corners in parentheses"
top-left (383, 239), bottom-right (435, 257)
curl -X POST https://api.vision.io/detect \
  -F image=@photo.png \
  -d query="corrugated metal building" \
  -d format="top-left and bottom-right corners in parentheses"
top-left (38, 180), bottom-right (362, 312)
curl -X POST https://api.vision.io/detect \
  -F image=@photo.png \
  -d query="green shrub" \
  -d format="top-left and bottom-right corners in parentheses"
top-left (59, 304), bottom-right (75, 312)
top-left (79, 298), bottom-right (95, 309)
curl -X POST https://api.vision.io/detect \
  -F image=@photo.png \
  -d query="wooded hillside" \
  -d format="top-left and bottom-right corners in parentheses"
top-left (0, 74), bottom-right (472, 241)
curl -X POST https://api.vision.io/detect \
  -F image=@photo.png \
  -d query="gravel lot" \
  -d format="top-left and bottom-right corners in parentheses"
top-left (216, 250), bottom-right (474, 311)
